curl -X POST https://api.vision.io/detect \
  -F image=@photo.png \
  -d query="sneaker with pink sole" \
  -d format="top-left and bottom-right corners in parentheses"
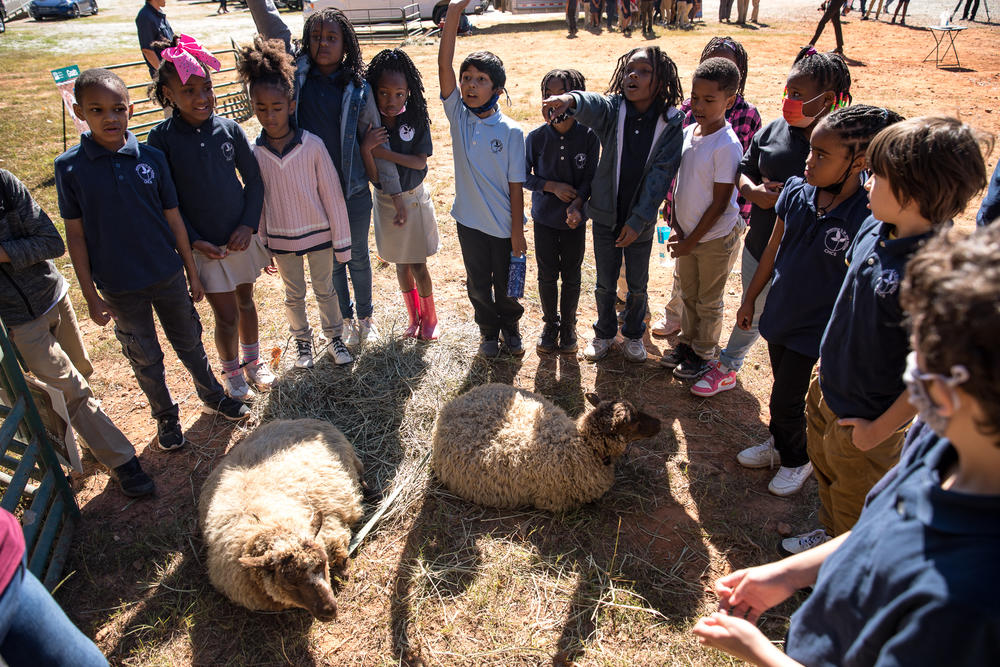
top-left (691, 361), bottom-right (737, 397)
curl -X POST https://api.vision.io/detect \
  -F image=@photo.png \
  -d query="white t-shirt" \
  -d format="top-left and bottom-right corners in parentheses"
top-left (673, 122), bottom-right (743, 243)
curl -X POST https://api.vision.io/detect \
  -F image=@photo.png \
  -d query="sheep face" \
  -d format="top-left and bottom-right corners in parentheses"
top-left (583, 396), bottom-right (662, 463)
top-left (239, 532), bottom-right (339, 621)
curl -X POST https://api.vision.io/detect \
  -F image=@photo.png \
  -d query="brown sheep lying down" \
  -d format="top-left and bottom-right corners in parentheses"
top-left (431, 384), bottom-right (661, 512)
top-left (198, 419), bottom-right (364, 621)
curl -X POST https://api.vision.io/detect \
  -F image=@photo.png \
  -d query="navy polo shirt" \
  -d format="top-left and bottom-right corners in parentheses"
top-left (818, 218), bottom-right (934, 421)
top-left (759, 176), bottom-right (870, 358)
top-left (786, 421), bottom-right (1000, 666)
top-left (386, 116), bottom-right (432, 193)
top-left (297, 70), bottom-right (344, 186)
top-left (54, 132), bottom-right (182, 293)
top-left (524, 121), bottom-right (599, 230)
top-left (617, 101), bottom-right (659, 230)
top-left (740, 119), bottom-right (811, 261)
top-left (135, 3), bottom-right (174, 78)
top-left (147, 113), bottom-right (264, 246)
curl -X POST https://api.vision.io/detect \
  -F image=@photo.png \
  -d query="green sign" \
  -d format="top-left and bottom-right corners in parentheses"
top-left (51, 65), bottom-right (81, 84)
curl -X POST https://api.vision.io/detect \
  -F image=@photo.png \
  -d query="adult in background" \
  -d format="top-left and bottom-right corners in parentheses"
top-left (720, 0), bottom-right (734, 22)
top-left (136, 0), bottom-right (174, 78)
top-left (567, 0), bottom-right (579, 35)
top-left (808, 0), bottom-right (846, 53)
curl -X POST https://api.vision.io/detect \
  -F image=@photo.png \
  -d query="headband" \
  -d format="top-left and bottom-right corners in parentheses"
top-left (161, 34), bottom-right (221, 85)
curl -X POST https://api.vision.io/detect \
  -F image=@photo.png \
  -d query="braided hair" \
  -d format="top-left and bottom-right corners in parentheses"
top-left (540, 68), bottom-right (586, 97)
top-left (820, 104), bottom-right (905, 161)
top-left (607, 46), bottom-right (683, 119)
top-left (700, 36), bottom-right (748, 96)
top-left (236, 36), bottom-right (296, 100)
top-left (790, 46), bottom-right (853, 109)
top-left (366, 48), bottom-right (429, 128)
top-left (300, 8), bottom-right (365, 86)
top-left (149, 36), bottom-right (214, 108)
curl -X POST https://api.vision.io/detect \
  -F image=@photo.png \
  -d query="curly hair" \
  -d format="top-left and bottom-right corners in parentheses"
top-left (693, 57), bottom-right (740, 96)
top-left (818, 104), bottom-right (905, 161)
top-left (300, 8), bottom-right (365, 86)
top-left (901, 224), bottom-right (1000, 439)
top-left (237, 36), bottom-right (296, 100)
top-left (867, 116), bottom-right (993, 225)
top-left (607, 46), bottom-right (683, 119)
top-left (700, 36), bottom-right (748, 96)
top-left (790, 46), bottom-right (852, 109)
top-left (148, 36), bottom-right (214, 108)
top-left (74, 68), bottom-right (128, 104)
top-left (540, 68), bottom-right (586, 97)
top-left (365, 48), bottom-right (429, 128)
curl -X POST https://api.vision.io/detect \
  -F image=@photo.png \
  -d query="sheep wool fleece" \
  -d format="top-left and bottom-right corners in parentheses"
top-left (198, 419), bottom-right (364, 612)
top-left (432, 384), bottom-right (619, 513)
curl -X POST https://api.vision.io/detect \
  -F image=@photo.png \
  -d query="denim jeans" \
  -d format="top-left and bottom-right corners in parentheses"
top-left (102, 270), bottom-right (227, 420)
top-left (719, 246), bottom-right (772, 372)
top-left (0, 558), bottom-right (107, 666)
top-left (534, 222), bottom-right (586, 325)
top-left (332, 192), bottom-right (374, 320)
top-left (593, 223), bottom-right (652, 340)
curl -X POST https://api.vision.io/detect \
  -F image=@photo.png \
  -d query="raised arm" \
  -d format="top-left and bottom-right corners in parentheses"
top-left (438, 0), bottom-right (471, 100)
top-left (246, 0), bottom-right (292, 53)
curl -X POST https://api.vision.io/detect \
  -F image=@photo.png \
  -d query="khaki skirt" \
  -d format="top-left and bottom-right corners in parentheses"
top-left (193, 233), bottom-right (271, 294)
top-left (373, 183), bottom-right (441, 264)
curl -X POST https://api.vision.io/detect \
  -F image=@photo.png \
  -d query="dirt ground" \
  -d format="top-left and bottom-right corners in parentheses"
top-left (1, 1), bottom-right (999, 665)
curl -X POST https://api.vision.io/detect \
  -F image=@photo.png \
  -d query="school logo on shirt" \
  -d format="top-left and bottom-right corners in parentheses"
top-left (574, 153), bottom-right (587, 169)
top-left (824, 227), bottom-right (851, 256)
top-left (490, 139), bottom-right (504, 154)
top-left (874, 268), bottom-right (900, 298)
top-left (399, 123), bottom-right (415, 142)
top-left (135, 163), bottom-right (156, 185)
top-left (221, 141), bottom-right (235, 162)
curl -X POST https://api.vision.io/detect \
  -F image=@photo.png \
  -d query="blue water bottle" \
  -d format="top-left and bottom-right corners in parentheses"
top-left (656, 222), bottom-right (673, 267)
top-left (507, 252), bottom-right (526, 298)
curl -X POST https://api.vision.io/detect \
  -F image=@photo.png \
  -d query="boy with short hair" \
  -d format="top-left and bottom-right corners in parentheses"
top-left (439, 0), bottom-right (527, 358)
top-left (0, 169), bottom-right (154, 497)
top-left (693, 222), bottom-right (1000, 667)
top-left (783, 116), bottom-right (991, 553)
top-left (659, 58), bottom-right (745, 380)
top-left (55, 68), bottom-right (249, 452)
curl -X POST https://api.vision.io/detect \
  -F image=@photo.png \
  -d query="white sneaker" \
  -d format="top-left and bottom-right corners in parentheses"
top-left (294, 339), bottom-right (314, 369)
top-left (737, 436), bottom-right (779, 469)
top-left (651, 316), bottom-right (680, 337)
top-left (781, 528), bottom-right (831, 554)
top-left (223, 373), bottom-right (255, 401)
top-left (245, 360), bottom-right (276, 391)
top-left (327, 337), bottom-right (353, 365)
top-left (342, 319), bottom-right (359, 346)
top-left (583, 337), bottom-right (613, 361)
top-left (622, 337), bottom-right (647, 363)
top-left (358, 316), bottom-right (379, 344)
top-left (768, 462), bottom-right (814, 497)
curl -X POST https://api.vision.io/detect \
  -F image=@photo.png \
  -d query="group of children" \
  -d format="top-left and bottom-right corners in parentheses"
top-left (2, 1), bottom-right (999, 661)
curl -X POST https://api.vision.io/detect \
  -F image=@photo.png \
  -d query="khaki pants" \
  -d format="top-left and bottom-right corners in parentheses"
top-left (8, 294), bottom-right (136, 469)
top-left (805, 376), bottom-right (908, 536)
top-left (273, 249), bottom-right (344, 342)
top-left (676, 227), bottom-right (740, 360)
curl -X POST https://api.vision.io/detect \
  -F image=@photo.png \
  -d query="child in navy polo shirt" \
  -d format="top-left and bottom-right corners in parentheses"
top-left (525, 69), bottom-right (599, 355)
top-left (733, 105), bottom-right (903, 499)
top-left (439, 0), bottom-right (527, 359)
top-left (783, 116), bottom-right (991, 553)
top-left (147, 34), bottom-right (273, 402)
top-left (542, 46), bottom-right (684, 364)
top-left (694, 224), bottom-right (1000, 667)
top-left (55, 69), bottom-right (249, 453)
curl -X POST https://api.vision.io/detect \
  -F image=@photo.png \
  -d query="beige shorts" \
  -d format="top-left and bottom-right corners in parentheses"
top-left (373, 183), bottom-right (441, 264)
top-left (193, 233), bottom-right (271, 293)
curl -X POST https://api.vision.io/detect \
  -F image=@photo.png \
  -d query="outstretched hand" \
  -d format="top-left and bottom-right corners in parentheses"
top-left (541, 94), bottom-right (575, 124)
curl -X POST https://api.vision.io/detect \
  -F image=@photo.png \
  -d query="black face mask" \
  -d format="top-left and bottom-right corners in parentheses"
top-left (818, 150), bottom-right (857, 196)
top-left (462, 90), bottom-right (501, 115)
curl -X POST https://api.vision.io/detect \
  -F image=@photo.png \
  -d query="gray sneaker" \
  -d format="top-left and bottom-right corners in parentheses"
top-left (583, 337), bottom-right (613, 361)
top-left (781, 529), bottom-right (832, 555)
top-left (622, 337), bottom-right (647, 363)
top-left (327, 337), bottom-right (353, 365)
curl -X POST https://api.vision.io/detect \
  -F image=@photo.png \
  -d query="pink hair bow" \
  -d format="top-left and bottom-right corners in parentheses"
top-left (161, 34), bottom-right (221, 84)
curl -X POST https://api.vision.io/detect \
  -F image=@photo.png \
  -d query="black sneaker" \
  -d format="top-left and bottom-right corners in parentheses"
top-left (674, 353), bottom-right (711, 380)
top-left (203, 395), bottom-right (251, 421)
top-left (659, 342), bottom-right (694, 370)
top-left (558, 323), bottom-right (578, 354)
top-left (111, 456), bottom-right (155, 497)
top-left (156, 416), bottom-right (186, 452)
top-left (502, 329), bottom-right (525, 357)
top-left (536, 323), bottom-right (559, 354)
top-left (478, 337), bottom-right (501, 359)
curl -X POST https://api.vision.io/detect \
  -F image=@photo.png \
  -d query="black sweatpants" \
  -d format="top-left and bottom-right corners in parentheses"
top-left (456, 222), bottom-right (525, 339)
top-left (534, 222), bottom-right (586, 326)
top-left (767, 342), bottom-right (817, 468)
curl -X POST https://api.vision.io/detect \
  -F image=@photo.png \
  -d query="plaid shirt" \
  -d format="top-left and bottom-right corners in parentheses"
top-left (664, 94), bottom-right (762, 222)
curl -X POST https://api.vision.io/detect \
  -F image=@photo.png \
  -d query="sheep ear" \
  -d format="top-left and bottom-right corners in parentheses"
top-left (310, 511), bottom-right (324, 539)
top-left (585, 392), bottom-right (601, 407)
top-left (238, 554), bottom-right (275, 570)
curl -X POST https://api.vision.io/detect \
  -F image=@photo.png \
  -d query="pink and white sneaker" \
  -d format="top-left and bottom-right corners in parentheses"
top-left (690, 361), bottom-right (737, 397)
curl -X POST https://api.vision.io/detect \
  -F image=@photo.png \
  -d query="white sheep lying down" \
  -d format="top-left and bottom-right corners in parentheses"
top-left (198, 419), bottom-right (364, 621)
top-left (431, 384), bottom-right (661, 512)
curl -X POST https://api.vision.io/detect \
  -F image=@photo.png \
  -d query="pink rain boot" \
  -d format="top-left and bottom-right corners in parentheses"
top-left (418, 293), bottom-right (439, 341)
top-left (403, 288), bottom-right (421, 338)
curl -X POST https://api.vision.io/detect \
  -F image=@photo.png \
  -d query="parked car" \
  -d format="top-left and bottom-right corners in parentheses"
top-left (29, 0), bottom-right (97, 20)
top-left (305, 0), bottom-right (488, 25)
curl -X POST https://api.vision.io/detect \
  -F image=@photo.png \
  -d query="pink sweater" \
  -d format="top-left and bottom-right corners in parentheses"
top-left (253, 130), bottom-right (351, 262)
